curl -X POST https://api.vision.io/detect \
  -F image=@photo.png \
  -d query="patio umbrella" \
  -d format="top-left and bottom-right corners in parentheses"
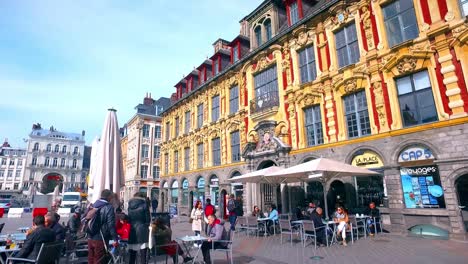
top-left (267, 158), bottom-right (381, 218)
top-left (87, 137), bottom-right (101, 202)
top-left (91, 109), bottom-right (124, 203)
top-left (228, 166), bottom-right (284, 184)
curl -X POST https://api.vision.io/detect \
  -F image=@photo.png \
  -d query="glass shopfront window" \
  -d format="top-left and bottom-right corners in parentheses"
top-left (171, 181), bottom-right (179, 204)
top-left (182, 179), bottom-right (189, 206)
top-left (194, 177), bottom-right (205, 205)
top-left (210, 175), bottom-right (219, 206)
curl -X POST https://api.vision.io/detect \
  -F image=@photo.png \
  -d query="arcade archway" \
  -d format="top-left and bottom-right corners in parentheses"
top-left (41, 173), bottom-right (64, 194)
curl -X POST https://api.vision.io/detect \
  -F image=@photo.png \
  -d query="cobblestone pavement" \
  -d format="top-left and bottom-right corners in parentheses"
top-left (2, 214), bottom-right (468, 263)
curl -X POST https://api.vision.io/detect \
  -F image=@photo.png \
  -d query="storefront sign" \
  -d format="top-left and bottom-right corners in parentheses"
top-left (163, 182), bottom-right (168, 188)
top-left (182, 179), bottom-right (189, 189)
top-left (400, 165), bottom-right (445, 209)
top-left (398, 146), bottom-right (434, 162)
top-left (351, 151), bottom-right (383, 168)
top-left (171, 181), bottom-right (179, 189)
top-left (197, 178), bottom-right (205, 189)
top-left (210, 176), bottom-right (219, 186)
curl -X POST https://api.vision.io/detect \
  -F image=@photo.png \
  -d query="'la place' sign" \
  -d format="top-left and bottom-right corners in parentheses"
top-left (351, 151), bottom-right (383, 168)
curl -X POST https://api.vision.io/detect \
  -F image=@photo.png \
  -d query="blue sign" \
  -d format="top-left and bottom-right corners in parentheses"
top-left (428, 185), bottom-right (444, 198)
top-left (400, 165), bottom-right (445, 209)
top-left (398, 146), bottom-right (434, 162)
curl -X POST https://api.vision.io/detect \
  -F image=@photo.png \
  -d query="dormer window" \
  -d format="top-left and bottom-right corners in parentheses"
top-left (264, 19), bottom-right (272, 41)
top-left (232, 45), bottom-right (239, 62)
top-left (213, 58), bottom-right (219, 75)
top-left (289, 1), bottom-right (299, 25)
top-left (200, 70), bottom-right (205, 84)
top-left (255, 26), bottom-right (262, 46)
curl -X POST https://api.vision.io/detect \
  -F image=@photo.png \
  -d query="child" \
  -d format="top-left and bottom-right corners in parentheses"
top-left (116, 214), bottom-right (131, 241)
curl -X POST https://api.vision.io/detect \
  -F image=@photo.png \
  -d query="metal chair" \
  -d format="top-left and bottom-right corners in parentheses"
top-left (235, 216), bottom-right (249, 236)
top-left (211, 230), bottom-right (234, 264)
top-left (279, 219), bottom-right (301, 246)
top-left (302, 220), bottom-right (327, 249)
top-left (372, 216), bottom-right (383, 234)
top-left (152, 242), bottom-right (179, 264)
top-left (245, 216), bottom-right (260, 237)
top-left (349, 216), bottom-right (366, 240)
top-left (8, 241), bottom-right (64, 264)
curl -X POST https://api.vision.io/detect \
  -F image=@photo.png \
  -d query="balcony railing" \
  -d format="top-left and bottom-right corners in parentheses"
top-left (250, 91), bottom-right (279, 114)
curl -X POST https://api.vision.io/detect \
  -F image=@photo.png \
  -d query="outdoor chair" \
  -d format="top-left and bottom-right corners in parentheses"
top-left (210, 230), bottom-right (234, 264)
top-left (349, 215), bottom-right (366, 240)
top-left (245, 216), bottom-right (261, 237)
top-left (372, 216), bottom-right (383, 234)
top-left (152, 242), bottom-right (179, 264)
top-left (279, 214), bottom-right (291, 221)
top-left (302, 220), bottom-right (327, 249)
top-left (8, 241), bottom-right (64, 264)
top-left (344, 223), bottom-right (355, 244)
top-left (235, 216), bottom-right (249, 236)
top-left (279, 219), bottom-right (301, 246)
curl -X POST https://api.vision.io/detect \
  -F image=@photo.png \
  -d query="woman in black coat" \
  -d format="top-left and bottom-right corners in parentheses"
top-left (128, 192), bottom-right (151, 264)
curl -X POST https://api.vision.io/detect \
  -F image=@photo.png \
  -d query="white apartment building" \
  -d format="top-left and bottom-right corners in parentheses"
top-left (0, 140), bottom-right (27, 194)
top-left (24, 124), bottom-right (86, 194)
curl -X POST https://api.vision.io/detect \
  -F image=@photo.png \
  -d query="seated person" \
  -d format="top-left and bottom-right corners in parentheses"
top-left (116, 214), bottom-right (131, 241)
top-left (309, 207), bottom-right (327, 246)
top-left (266, 204), bottom-right (279, 235)
top-left (364, 202), bottom-right (380, 236)
top-left (45, 212), bottom-right (66, 241)
top-left (293, 206), bottom-right (305, 220)
top-left (201, 214), bottom-right (229, 264)
top-left (251, 205), bottom-right (264, 218)
top-left (151, 218), bottom-right (192, 263)
top-left (15, 215), bottom-right (56, 260)
top-left (305, 202), bottom-right (316, 217)
top-left (333, 206), bottom-right (349, 246)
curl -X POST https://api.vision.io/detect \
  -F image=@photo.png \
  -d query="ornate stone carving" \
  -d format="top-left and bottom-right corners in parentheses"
top-left (254, 55), bottom-right (275, 73)
top-left (373, 80), bottom-right (386, 127)
top-left (360, 5), bottom-right (374, 49)
top-left (396, 57), bottom-right (417, 74)
top-left (408, 42), bottom-right (432, 54)
top-left (256, 131), bottom-right (278, 152)
top-left (344, 79), bottom-right (358, 94)
top-left (281, 43), bottom-right (293, 87)
top-left (248, 130), bottom-right (258, 143)
top-left (444, 11), bottom-right (455, 22)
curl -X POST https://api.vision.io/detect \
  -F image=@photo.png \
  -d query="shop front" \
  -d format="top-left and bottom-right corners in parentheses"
top-left (209, 175), bottom-right (219, 208)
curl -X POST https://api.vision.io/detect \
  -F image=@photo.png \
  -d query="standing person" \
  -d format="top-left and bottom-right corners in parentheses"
top-left (235, 196), bottom-right (244, 217)
top-left (364, 202), bottom-right (380, 236)
top-left (190, 201), bottom-right (204, 247)
top-left (67, 208), bottom-right (82, 237)
top-left (45, 212), bottom-right (66, 241)
top-left (333, 206), bottom-right (349, 246)
top-left (151, 197), bottom-right (159, 214)
top-left (128, 192), bottom-right (151, 264)
top-left (15, 215), bottom-right (56, 260)
top-left (201, 215), bottom-right (228, 264)
top-left (227, 194), bottom-right (237, 231)
top-left (86, 189), bottom-right (119, 264)
top-left (203, 198), bottom-right (215, 234)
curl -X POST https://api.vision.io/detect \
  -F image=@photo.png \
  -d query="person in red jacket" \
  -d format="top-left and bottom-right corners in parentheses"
top-left (203, 199), bottom-right (215, 234)
top-left (116, 214), bottom-right (130, 241)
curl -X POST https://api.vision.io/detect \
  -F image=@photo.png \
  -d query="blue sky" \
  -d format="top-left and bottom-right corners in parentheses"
top-left (0, 0), bottom-right (260, 148)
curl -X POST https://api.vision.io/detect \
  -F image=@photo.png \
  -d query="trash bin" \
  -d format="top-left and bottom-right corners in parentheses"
top-left (153, 212), bottom-right (171, 228)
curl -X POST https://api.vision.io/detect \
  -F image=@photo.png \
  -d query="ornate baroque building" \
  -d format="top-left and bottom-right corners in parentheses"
top-left (120, 94), bottom-right (170, 208)
top-left (160, 0), bottom-right (468, 239)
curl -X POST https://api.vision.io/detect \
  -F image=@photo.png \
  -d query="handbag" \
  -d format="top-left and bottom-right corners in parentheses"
top-left (189, 217), bottom-right (193, 224)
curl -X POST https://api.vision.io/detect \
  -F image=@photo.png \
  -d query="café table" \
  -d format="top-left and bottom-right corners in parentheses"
top-left (0, 245), bottom-right (21, 264)
top-left (17, 227), bottom-right (30, 233)
top-left (355, 215), bottom-right (370, 237)
top-left (324, 220), bottom-right (337, 246)
top-left (0, 234), bottom-right (27, 242)
top-left (257, 218), bottom-right (271, 236)
top-left (176, 235), bottom-right (208, 264)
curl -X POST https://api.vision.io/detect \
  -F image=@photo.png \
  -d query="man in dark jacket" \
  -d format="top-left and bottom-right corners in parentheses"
top-left (227, 194), bottom-right (237, 231)
top-left (16, 215), bottom-right (56, 260)
top-left (151, 198), bottom-right (158, 214)
top-left (128, 192), bottom-right (151, 264)
top-left (309, 207), bottom-right (327, 246)
top-left (45, 212), bottom-right (66, 241)
top-left (67, 209), bottom-right (81, 236)
top-left (201, 214), bottom-right (228, 264)
top-left (364, 202), bottom-right (381, 236)
top-left (87, 189), bottom-right (119, 264)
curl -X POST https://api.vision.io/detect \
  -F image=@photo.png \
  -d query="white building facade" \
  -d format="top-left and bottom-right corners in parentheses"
top-left (24, 124), bottom-right (86, 194)
top-left (0, 140), bottom-right (27, 194)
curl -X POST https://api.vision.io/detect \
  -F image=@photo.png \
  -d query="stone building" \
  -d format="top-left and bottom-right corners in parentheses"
top-left (120, 94), bottom-right (170, 207)
top-left (0, 140), bottom-right (27, 195)
top-left (159, 0), bottom-right (468, 239)
top-left (24, 124), bottom-right (86, 194)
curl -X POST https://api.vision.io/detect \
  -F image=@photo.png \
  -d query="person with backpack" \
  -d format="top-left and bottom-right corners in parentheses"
top-left (85, 189), bottom-right (119, 264)
top-left (204, 198), bottom-right (215, 234)
top-left (227, 194), bottom-right (237, 231)
top-left (127, 192), bottom-right (151, 264)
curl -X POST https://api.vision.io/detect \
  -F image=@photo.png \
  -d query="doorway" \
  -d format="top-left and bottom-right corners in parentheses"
top-left (328, 180), bottom-right (346, 216)
top-left (456, 174), bottom-right (468, 232)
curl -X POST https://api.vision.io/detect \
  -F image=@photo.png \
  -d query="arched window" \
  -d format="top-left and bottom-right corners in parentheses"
top-left (171, 181), bottom-right (179, 204)
top-left (72, 159), bottom-right (77, 168)
top-left (45, 157), bottom-right (50, 166)
top-left (73, 146), bottom-right (79, 155)
top-left (60, 158), bottom-right (66, 167)
top-left (52, 158), bottom-right (58, 167)
top-left (255, 26), bottom-right (262, 47)
top-left (33, 143), bottom-right (39, 151)
top-left (62, 145), bottom-right (67, 153)
top-left (264, 19), bottom-right (272, 41)
top-left (32, 156), bottom-right (37, 166)
top-left (46, 144), bottom-right (51, 152)
top-left (71, 173), bottom-right (76, 182)
top-left (54, 145), bottom-right (59, 153)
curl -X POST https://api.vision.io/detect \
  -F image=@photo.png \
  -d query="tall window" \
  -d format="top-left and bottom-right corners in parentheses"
top-left (71, 173), bottom-right (76, 182)
top-left (175, 117), bottom-right (180, 137)
top-left (335, 23), bottom-right (360, 68)
top-left (62, 145), bottom-right (67, 153)
top-left (33, 143), bottom-right (39, 151)
top-left (197, 143), bottom-right (204, 169)
top-left (174, 151), bottom-right (179, 173)
top-left (15, 170), bottom-right (20, 178)
top-left (73, 146), bottom-right (79, 155)
top-left (462, 0), bottom-right (468, 16)
top-left (141, 144), bottom-right (149, 158)
top-left (44, 157), bottom-right (50, 166)
top-left (396, 70), bottom-right (437, 127)
top-left (54, 145), bottom-right (59, 153)
top-left (0, 159), bottom-right (5, 165)
top-left (140, 165), bottom-right (148, 179)
top-left (211, 95), bottom-right (220, 122)
top-left (72, 159), bottom-right (77, 168)
top-left (197, 103), bottom-right (204, 128)
top-left (233, 46), bottom-right (239, 62)
top-left (154, 126), bottom-right (161, 139)
top-left (184, 111), bottom-right (191, 134)
top-left (229, 85), bottom-right (239, 114)
top-left (153, 145), bottom-right (160, 159)
top-left (255, 26), bottom-right (262, 46)
top-left (7, 170), bottom-right (12, 178)
top-left (60, 158), bottom-right (66, 167)
top-left (231, 131), bottom-right (241, 162)
top-left (289, 1), bottom-right (299, 25)
top-left (52, 158), bottom-right (58, 167)
top-left (212, 137), bottom-right (221, 166)
top-left (153, 166), bottom-right (160, 179)
top-left (299, 46), bottom-right (317, 83)
top-left (0, 171), bottom-right (3, 178)
top-left (383, 0), bottom-right (419, 47)
top-left (213, 59), bottom-right (219, 75)
top-left (46, 144), bottom-right (51, 152)
top-left (184, 147), bottom-right (190, 171)
top-left (344, 91), bottom-right (371, 138)
top-left (32, 156), bottom-right (37, 166)
top-left (253, 66), bottom-right (279, 113)
top-left (304, 105), bottom-right (324, 146)
top-left (164, 153), bottom-right (169, 175)
top-left (265, 19), bottom-right (272, 41)
top-left (165, 122), bottom-right (170, 141)
top-left (200, 69), bottom-right (205, 83)
top-left (142, 124), bottom-right (150, 138)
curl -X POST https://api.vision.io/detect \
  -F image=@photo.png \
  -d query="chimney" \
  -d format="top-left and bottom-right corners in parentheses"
top-left (82, 130), bottom-right (86, 136)
top-left (143, 93), bottom-right (155, 106)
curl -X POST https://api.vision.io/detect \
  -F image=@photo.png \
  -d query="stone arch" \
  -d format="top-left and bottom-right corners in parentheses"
top-left (226, 120), bottom-right (241, 133)
top-left (256, 160), bottom-right (277, 170)
top-left (229, 170), bottom-right (242, 178)
top-left (297, 155), bottom-right (319, 165)
top-left (169, 178), bottom-right (180, 189)
top-left (41, 173), bottom-right (64, 194)
top-left (391, 139), bottom-right (440, 164)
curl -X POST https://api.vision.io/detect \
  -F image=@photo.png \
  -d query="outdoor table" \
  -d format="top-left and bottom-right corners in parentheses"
top-left (0, 245), bottom-right (21, 264)
top-left (17, 227), bottom-right (29, 233)
top-left (355, 215), bottom-right (370, 236)
top-left (176, 235), bottom-right (208, 264)
top-left (257, 218), bottom-right (271, 236)
top-left (324, 220), bottom-right (337, 246)
top-left (290, 220), bottom-right (304, 237)
top-left (0, 234), bottom-right (27, 242)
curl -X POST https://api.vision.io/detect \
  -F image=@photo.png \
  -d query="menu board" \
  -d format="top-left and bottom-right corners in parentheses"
top-left (400, 165), bottom-right (445, 209)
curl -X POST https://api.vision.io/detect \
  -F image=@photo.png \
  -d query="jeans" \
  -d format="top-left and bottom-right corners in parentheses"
top-left (88, 239), bottom-right (109, 264)
top-left (228, 215), bottom-right (237, 231)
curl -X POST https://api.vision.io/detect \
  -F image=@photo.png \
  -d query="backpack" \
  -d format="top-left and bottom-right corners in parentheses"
top-left (83, 207), bottom-right (102, 236)
top-left (227, 200), bottom-right (236, 212)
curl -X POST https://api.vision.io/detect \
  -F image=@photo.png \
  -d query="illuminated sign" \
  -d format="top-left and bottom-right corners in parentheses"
top-left (398, 146), bottom-right (434, 162)
top-left (197, 178), bottom-right (205, 189)
top-left (182, 179), bottom-right (189, 189)
top-left (351, 151), bottom-right (383, 168)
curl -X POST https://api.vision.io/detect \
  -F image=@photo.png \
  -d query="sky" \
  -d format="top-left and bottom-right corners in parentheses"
top-left (0, 0), bottom-right (261, 148)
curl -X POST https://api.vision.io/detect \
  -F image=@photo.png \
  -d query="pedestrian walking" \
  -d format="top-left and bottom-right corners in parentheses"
top-left (128, 192), bottom-right (151, 264)
top-left (227, 194), bottom-right (237, 231)
top-left (151, 197), bottom-right (159, 214)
